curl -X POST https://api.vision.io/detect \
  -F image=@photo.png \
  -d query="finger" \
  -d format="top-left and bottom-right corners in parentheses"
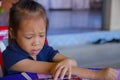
top-left (60, 66), bottom-right (68, 79)
top-left (105, 72), bottom-right (114, 80)
top-left (109, 69), bottom-right (118, 80)
top-left (68, 67), bottom-right (72, 79)
top-left (107, 70), bottom-right (118, 80)
top-left (53, 65), bottom-right (64, 80)
top-left (52, 64), bottom-right (61, 78)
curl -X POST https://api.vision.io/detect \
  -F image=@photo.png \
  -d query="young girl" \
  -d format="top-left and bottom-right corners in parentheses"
top-left (2, 0), bottom-right (118, 80)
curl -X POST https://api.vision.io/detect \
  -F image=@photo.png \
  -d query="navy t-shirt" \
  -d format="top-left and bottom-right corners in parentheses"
top-left (2, 41), bottom-right (59, 75)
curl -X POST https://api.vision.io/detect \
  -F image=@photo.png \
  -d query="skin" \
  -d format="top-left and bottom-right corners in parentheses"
top-left (72, 67), bottom-right (118, 80)
top-left (1, 0), bottom-right (19, 12)
top-left (15, 18), bottom-right (46, 59)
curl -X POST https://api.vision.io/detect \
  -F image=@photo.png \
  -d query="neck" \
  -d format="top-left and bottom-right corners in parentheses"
top-left (31, 55), bottom-right (37, 61)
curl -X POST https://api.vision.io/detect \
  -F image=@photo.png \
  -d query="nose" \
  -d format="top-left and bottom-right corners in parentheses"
top-left (32, 37), bottom-right (40, 46)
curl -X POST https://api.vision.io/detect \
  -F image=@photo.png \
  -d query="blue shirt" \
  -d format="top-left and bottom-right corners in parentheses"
top-left (2, 41), bottom-right (59, 75)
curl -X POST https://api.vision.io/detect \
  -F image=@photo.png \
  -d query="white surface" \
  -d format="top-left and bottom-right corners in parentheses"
top-left (59, 43), bottom-right (120, 68)
top-left (21, 72), bottom-right (32, 80)
top-left (0, 41), bottom-right (6, 52)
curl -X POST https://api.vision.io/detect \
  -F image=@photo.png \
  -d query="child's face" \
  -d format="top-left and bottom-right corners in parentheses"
top-left (15, 18), bottom-right (46, 56)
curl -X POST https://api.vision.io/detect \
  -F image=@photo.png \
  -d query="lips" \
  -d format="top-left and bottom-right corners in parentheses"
top-left (32, 49), bottom-right (40, 54)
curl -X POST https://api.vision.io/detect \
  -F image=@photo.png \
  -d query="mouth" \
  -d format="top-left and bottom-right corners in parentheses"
top-left (32, 49), bottom-right (40, 54)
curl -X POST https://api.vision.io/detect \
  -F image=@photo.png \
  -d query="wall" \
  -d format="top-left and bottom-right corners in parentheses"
top-left (110, 0), bottom-right (120, 30)
top-left (50, 0), bottom-right (72, 9)
top-left (35, 0), bottom-right (49, 10)
top-left (50, 0), bottom-right (90, 10)
top-left (72, 0), bottom-right (90, 10)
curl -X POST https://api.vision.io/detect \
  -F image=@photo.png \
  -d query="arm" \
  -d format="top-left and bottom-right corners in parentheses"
top-left (53, 53), bottom-right (77, 67)
top-left (1, 0), bottom-right (19, 12)
top-left (72, 67), bottom-right (118, 80)
top-left (11, 59), bottom-right (56, 74)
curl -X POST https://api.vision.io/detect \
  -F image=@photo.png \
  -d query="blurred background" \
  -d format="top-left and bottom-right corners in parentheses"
top-left (37, 0), bottom-right (103, 35)
top-left (0, 0), bottom-right (120, 68)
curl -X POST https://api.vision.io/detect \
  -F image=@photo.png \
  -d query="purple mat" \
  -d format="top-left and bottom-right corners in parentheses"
top-left (116, 69), bottom-right (120, 80)
top-left (0, 69), bottom-right (119, 80)
top-left (37, 74), bottom-right (81, 80)
top-left (0, 73), bottom-right (37, 80)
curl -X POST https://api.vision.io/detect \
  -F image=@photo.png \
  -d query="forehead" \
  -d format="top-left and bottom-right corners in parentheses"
top-left (19, 18), bottom-right (46, 32)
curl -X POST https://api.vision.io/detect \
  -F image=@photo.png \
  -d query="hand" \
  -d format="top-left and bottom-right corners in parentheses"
top-left (2, 0), bottom-right (19, 11)
top-left (94, 68), bottom-right (118, 80)
top-left (51, 59), bottom-right (73, 80)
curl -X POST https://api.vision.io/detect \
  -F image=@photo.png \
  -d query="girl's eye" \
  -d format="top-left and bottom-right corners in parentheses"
top-left (39, 35), bottom-right (45, 37)
top-left (25, 36), bottom-right (32, 39)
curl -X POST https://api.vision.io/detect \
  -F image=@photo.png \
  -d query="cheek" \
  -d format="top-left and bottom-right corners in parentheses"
top-left (16, 38), bottom-right (31, 48)
top-left (40, 38), bottom-right (45, 45)
top-left (20, 41), bottom-right (31, 49)
top-left (39, 38), bottom-right (45, 47)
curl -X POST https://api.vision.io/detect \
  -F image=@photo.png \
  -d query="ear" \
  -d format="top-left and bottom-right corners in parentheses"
top-left (9, 28), bottom-right (15, 39)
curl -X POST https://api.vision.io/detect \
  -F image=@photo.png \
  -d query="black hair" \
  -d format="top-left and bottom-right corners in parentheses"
top-left (9, 0), bottom-right (48, 44)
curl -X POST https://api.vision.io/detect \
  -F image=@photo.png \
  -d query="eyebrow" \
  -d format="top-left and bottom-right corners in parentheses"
top-left (24, 32), bottom-right (45, 35)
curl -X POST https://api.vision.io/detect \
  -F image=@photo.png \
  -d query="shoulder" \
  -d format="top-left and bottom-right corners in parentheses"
top-left (42, 44), bottom-right (57, 51)
top-left (2, 46), bottom-right (21, 61)
top-left (2, 46), bottom-right (13, 57)
top-left (2, 46), bottom-right (29, 70)
top-left (2, 45), bottom-right (18, 55)
top-left (39, 44), bottom-right (59, 62)
top-left (41, 44), bottom-right (59, 54)
top-left (2, 45), bottom-right (28, 59)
